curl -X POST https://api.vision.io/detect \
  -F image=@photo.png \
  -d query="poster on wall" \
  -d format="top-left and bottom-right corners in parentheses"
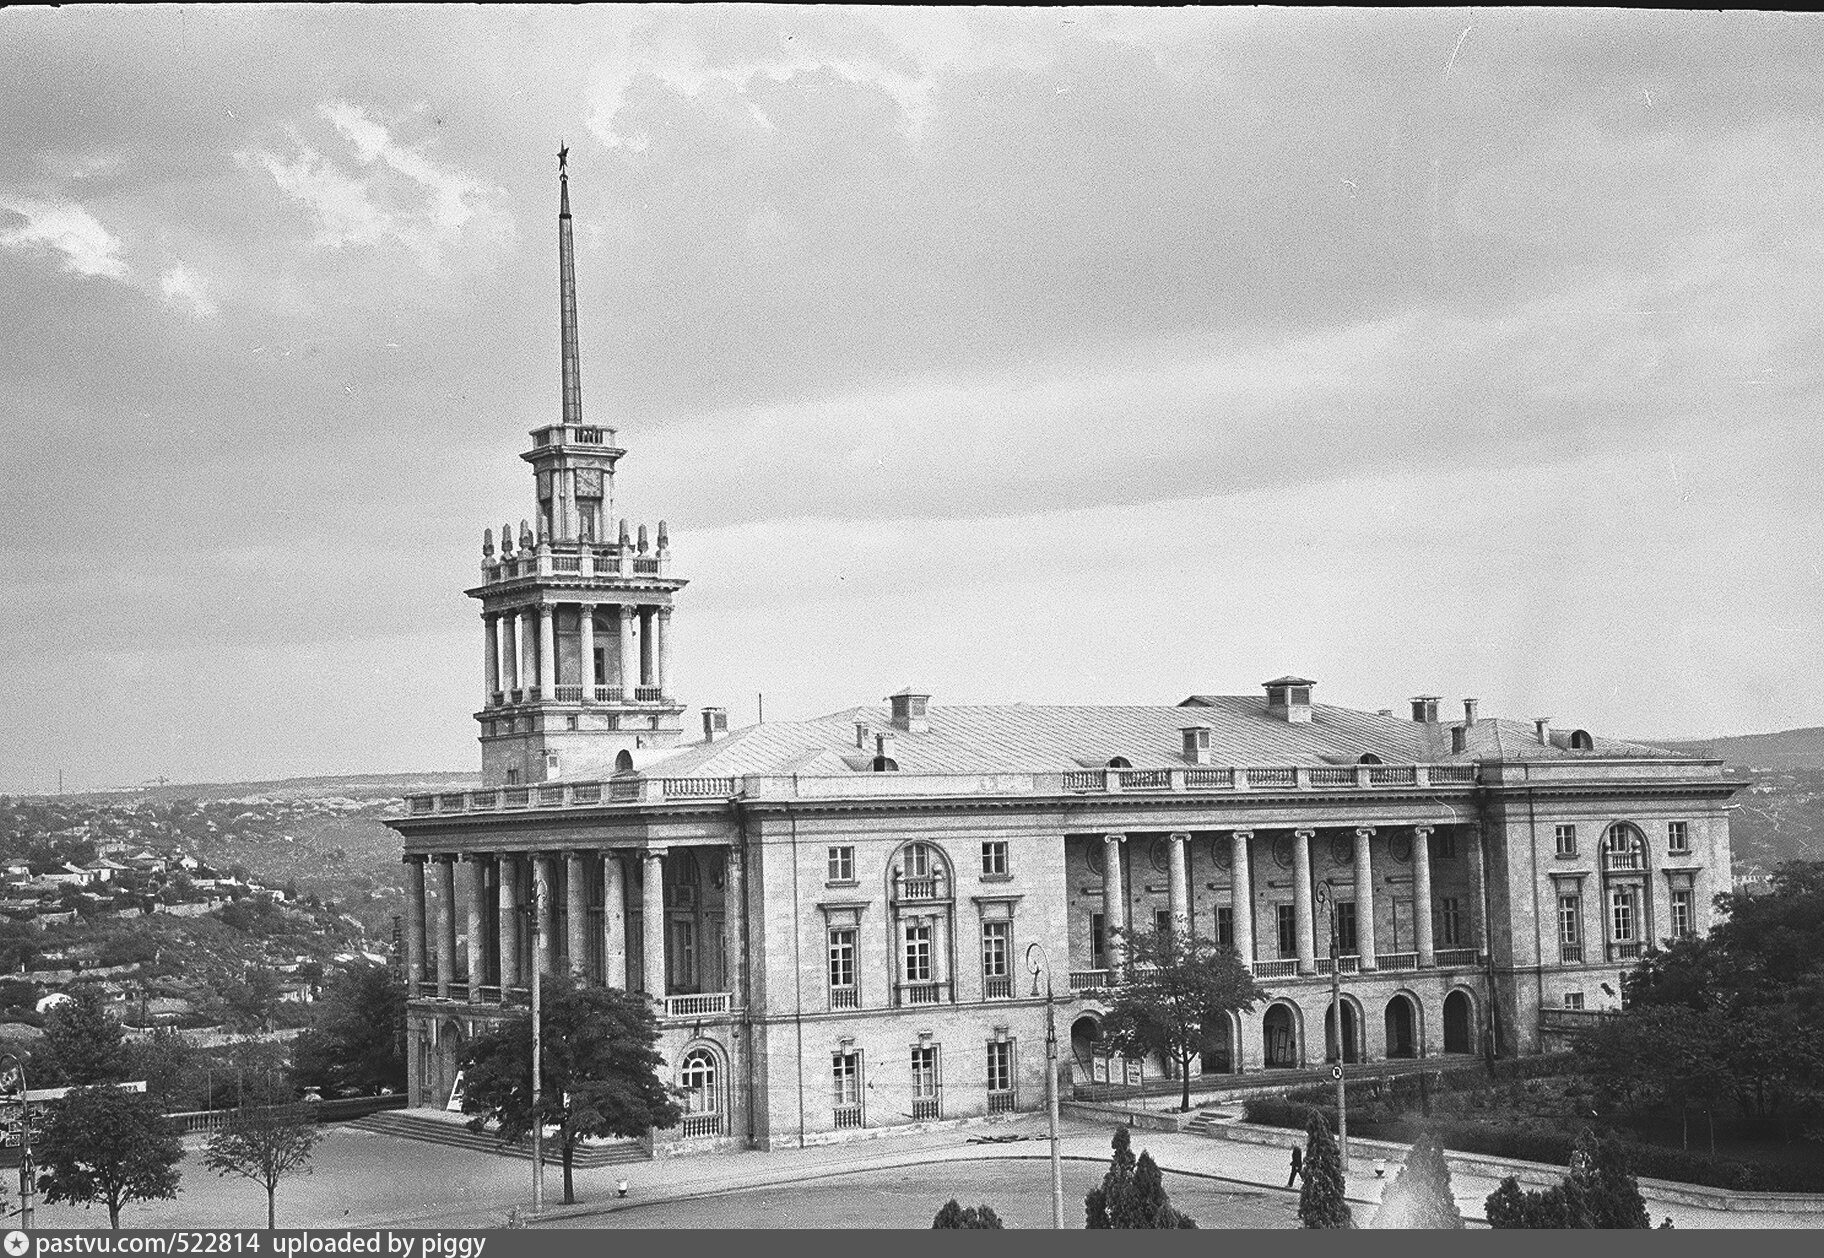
top-left (446, 1069), bottom-right (466, 1113)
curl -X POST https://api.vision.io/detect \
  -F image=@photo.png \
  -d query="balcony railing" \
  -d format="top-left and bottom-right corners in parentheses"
top-left (1433, 948), bottom-right (1478, 968)
top-left (634, 686), bottom-right (664, 702)
top-left (1252, 959), bottom-right (1300, 979)
top-left (1069, 969), bottom-right (1111, 992)
top-left (912, 1097), bottom-right (941, 1122)
top-left (892, 874), bottom-right (949, 903)
top-left (1378, 952), bottom-right (1419, 972)
top-left (1609, 940), bottom-right (1643, 961)
top-left (987, 1091), bottom-right (1017, 1114)
top-left (663, 777), bottom-right (737, 798)
top-left (1559, 943), bottom-right (1585, 964)
top-left (1116, 769), bottom-right (1171, 791)
top-left (830, 987), bottom-right (860, 1010)
top-left (663, 992), bottom-right (733, 1018)
top-left (1307, 767), bottom-right (1356, 787)
top-left (680, 1113), bottom-right (723, 1138)
top-left (983, 975), bottom-right (1013, 1000)
top-left (898, 982), bottom-right (948, 1007)
top-left (833, 1105), bottom-right (864, 1129)
top-left (554, 684), bottom-right (583, 702)
top-left (594, 685), bottom-right (623, 702)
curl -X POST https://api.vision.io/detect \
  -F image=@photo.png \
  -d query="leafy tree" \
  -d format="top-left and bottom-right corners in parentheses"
top-left (1483, 1130), bottom-right (1649, 1228)
top-left (932, 1199), bottom-right (1004, 1228)
top-left (1096, 925), bottom-right (1267, 1111)
top-left (292, 962), bottom-right (406, 1096)
top-left (1298, 1111), bottom-right (1353, 1229)
top-left (1117, 1150), bottom-right (1197, 1228)
top-left (31, 983), bottom-right (129, 1086)
top-left (1485, 1177), bottom-right (1568, 1229)
top-left (458, 975), bottom-right (681, 1205)
top-left (1370, 1135), bottom-right (1462, 1229)
top-left (124, 1026), bottom-right (204, 1111)
top-left (34, 1085), bottom-right (183, 1228)
top-left (203, 1102), bottom-right (322, 1229)
top-left (1084, 1125), bottom-right (1137, 1228)
top-left (223, 966), bottom-right (282, 1032)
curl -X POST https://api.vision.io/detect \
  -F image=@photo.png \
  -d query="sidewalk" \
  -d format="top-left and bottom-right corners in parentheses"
top-left (367, 1112), bottom-right (1819, 1230)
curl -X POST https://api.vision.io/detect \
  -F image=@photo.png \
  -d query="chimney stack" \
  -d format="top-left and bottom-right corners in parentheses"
top-left (855, 721), bottom-right (870, 749)
top-left (1410, 696), bottom-right (1441, 723)
top-left (1463, 698), bottom-right (1480, 725)
top-left (1534, 717), bottom-right (1552, 746)
top-left (887, 689), bottom-right (930, 734)
top-left (701, 707), bottom-right (728, 743)
top-left (875, 733), bottom-right (897, 762)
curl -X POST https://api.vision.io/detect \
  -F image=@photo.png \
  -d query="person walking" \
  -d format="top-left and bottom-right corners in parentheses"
top-left (1286, 1143), bottom-right (1304, 1189)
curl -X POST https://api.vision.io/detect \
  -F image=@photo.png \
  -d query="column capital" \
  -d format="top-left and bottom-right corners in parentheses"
top-left (1294, 828), bottom-right (1317, 840)
top-left (1102, 833), bottom-right (1124, 845)
top-left (643, 846), bottom-right (669, 861)
top-left (1412, 824), bottom-right (1434, 836)
top-left (1168, 831), bottom-right (1190, 843)
top-left (656, 605), bottom-right (673, 620)
top-left (432, 852), bottom-right (457, 865)
top-left (1230, 828), bottom-right (1254, 840)
top-left (403, 853), bottom-right (429, 866)
top-left (1354, 826), bottom-right (1377, 838)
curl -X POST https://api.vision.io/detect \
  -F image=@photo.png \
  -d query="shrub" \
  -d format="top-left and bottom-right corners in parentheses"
top-left (1298, 1112), bottom-right (1353, 1229)
top-left (932, 1200), bottom-right (1003, 1229)
top-left (1371, 1136), bottom-right (1463, 1229)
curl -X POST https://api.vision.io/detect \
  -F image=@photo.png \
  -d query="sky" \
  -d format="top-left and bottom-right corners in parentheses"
top-left (4, 6), bottom-right (1824, 793)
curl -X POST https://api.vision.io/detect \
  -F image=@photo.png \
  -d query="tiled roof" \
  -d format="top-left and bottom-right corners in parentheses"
top-left (633, 696), bottom-right (1688, 778)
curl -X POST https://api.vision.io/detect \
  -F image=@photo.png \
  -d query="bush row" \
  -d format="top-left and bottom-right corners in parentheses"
top-left (1240, 1099), bottom-right (1824, 1193)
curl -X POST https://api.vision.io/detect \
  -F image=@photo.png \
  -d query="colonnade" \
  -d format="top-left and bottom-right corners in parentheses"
top-left (481, 602), bottom-right (672, 705)
top-left (1097, 826), bottom-right (1478, 977)
top-left (402, 845), bottom-right (744, 1011)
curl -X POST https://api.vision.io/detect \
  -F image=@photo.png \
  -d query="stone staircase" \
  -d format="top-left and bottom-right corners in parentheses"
top-left (346, 1109), bottom-right (650, 1167)
top-left (1184, 1105), bottom-right (1245, 1138)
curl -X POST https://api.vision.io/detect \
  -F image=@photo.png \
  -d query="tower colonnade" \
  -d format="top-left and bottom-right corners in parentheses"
top-left (479, 600), bottom-right (673, 706)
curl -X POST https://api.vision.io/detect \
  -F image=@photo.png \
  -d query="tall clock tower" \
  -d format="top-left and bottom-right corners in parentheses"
top-left (466, 149), bottom-right (687, 786)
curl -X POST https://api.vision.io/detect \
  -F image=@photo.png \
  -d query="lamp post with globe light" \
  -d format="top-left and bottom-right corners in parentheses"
top-left (1316, 879), bottom-right (1349, 1168)
top-left (0, 1052), bottom-right (34, 1228)
top-left (1024, 942), bottom-right (1064, 1230)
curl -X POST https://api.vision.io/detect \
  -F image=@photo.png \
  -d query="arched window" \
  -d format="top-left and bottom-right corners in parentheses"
top-left (614, 749), bottom-right (634, 774)
top-left (871, 756), bottom-right (899, 772)
top-left (903, 843), bottom-right (935, 878)
top-left (679, 1048), bottom-right (718, 1114)
top-left (1357, 753), bottom-right (1383, 766)
top-left (1569, 730), bottom-right (1593, 751)
top-left (1106, 756), bottom-right (1132, 769)
top-left (1602, 824), bottom-right (1644, 872)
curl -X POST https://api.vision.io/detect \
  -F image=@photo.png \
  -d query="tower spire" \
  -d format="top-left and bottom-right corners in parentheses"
top-left (557, 142), bottom-right (583, 427)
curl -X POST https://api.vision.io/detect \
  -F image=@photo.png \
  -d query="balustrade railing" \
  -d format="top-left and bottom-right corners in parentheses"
top-left (1429, 765), bottom-right (1477, 784)
top-left (1069, 969), bottom-right (1111, 991)
top-left (1308, 767), bottom-right (1356, 787)
top-left (1559, 944), bottom-right (1585, 964)
top-left (833, 1105), bottom-right (864, 1129)
top-left (1183, 767), bottom-right (1235, 789)
top-left (983, 975), bottom-right (1013, 1000)
top-left (987, 1091), bottom-right (1017, 1114)
top-left (898, 982), bottom-right (947, 1007)
top-left (633, 559), bottom-right (660, 574)
top-left (1247, 767), bottom-right (1298, 788)
top-left (664, 777), bottom-right (737, 798)
top-left (893, 874), bottom-right (948, 902)
top-left (609, 780), bottom-right (641, 801)
top-left (554, 685), bottom-right (583, 702)
top-left (830, 987), bottom-right (860, 1010)
top-left (501, 788), bottom-right (529, 808)
top-left (1117, 769), bottom-right (1171, 790)
top-left (570, 784), bottom-right (601, 804)
top-left (1368, 766), bottom-right (1418, 786)
top-left (911, 1098), bottom-right (941, 1122)
top-left (1433, 948), bottom-right (1478, 968)
top-left (680, 1113), bottom-right (723, 1138)
top-left (1062, 771), bottom-right (1104, 791)
top-left (1609, 940), bottom-right (1643, 961)
top-left (551, 556), bottom-right (581, 573)
top-left (594, 685), bottom-right (622, 702)
top-left (537, 786), bottom-right (566, 807)
top-left (664, 992), bottom-right (733, 1018)
top-left (634, 686), bottom-right (664, 702)
top-left (1377, 952), bottom-right (1419, 972)
top-left (1252, 959), bottom-right (1299, 979)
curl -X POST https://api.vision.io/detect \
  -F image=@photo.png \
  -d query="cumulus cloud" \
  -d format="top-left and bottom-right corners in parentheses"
top-left (158, 264), bottom-right (217, 319)
top-left (0, 193), bottom-right (129, 279)
top-left (243, 100), bottom-right (512, 270)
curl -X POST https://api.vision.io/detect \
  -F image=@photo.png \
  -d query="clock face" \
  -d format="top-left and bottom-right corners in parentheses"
top-left (576, 468), bottom-right (604, 498)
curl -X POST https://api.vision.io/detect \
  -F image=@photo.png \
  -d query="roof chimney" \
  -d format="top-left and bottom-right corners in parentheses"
top-left (701, 707), bottom-right (727, 743)
top-left (887, 689), bottom-right (929, 734)
top-left (1451, 725), bottom-right (1467, 754)
top-left (1534, 717), bottom-right (1552, 746)
top-left (1181, 726), bottom-right (1212, 765)
top-left (875, 733), bottom-right (897, 762)
top-left (1263, 676), bottom-right (1315, 724)
top-left (1463, 698), bottom-right (1480, 725)
top-left (1410, 696), bottom-right (1440, 723)
top-left (854, 721), bottom-right (870, 749)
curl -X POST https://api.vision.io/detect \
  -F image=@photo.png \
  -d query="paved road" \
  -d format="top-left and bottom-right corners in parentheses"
top-left (559, 1159), bottom-right (1297, 1230)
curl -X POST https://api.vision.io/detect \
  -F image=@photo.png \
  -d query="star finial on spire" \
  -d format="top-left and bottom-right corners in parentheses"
top-left (558, 142), bottom-right (569, 174)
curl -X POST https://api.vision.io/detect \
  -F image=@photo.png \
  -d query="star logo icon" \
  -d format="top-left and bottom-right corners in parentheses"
top-left (5, 1229), bottom-right (31, 1255)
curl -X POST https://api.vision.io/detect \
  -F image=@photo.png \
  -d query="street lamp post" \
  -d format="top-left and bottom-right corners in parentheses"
top-left (522, 877), bottom-right (545, 1213)
top-left (0, 1052), bottom-right (34, 1228)
top-left (1025, 942), bottom-right (1064, 1230)
top-left (1317, 880), bottom-right (1349, 1169)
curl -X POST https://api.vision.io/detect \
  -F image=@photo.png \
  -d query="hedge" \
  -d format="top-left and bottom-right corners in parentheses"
top-left (1240, 1099), bottom-right (1824, 1193)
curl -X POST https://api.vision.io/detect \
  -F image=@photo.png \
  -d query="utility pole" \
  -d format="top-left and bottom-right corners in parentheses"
top-left (1025, 943), bottom-right (1064, 1230)
top-left (528, 875), bottom-right (545, 1213)
top-left (2, 1054), bottom-right (35, 1228)
top-left (1318, 880), bottom-right (1349, 1168)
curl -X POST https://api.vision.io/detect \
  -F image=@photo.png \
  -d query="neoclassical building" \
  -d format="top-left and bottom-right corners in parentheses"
top-left (388, 158), bottom-right (1740, 1155)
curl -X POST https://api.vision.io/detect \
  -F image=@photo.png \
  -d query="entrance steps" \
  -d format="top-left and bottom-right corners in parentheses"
top-left (345, 1109), bottom-right (650, 1167)
top-left (1183, 1106), bottom-right (1245, 1137)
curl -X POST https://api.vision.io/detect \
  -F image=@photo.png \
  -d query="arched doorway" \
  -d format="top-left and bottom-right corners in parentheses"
top-left (1200, 1011), bottom-right (1237, 1074)
top-left (677, 1042), bottom-right (725, 1137)
top-left (1263, 1003), bottom-right (1299, 1068)
top-left (1384, 994), bottom-right (1418, 1059)
top-left (1070, 1014), bottom-right (1101, 1083)
top-left (1324, 998), bottom-right (1362, 1064)
top-left (1442, 989), bottom-right (1474, 1054)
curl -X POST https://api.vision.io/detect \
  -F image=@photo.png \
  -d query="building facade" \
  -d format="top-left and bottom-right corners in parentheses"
top-left (388, 159), bottom-right (1739, 1156)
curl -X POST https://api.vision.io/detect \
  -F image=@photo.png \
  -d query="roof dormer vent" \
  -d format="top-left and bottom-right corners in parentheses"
top-left (1534, 717), bottom-right (1552, 746)
top-left (887, 689), bottom-right (929, 734)
top-left (1411, 696), bottom-right (1441, 723)
top-left (701, 707), bottom-right (727, 743)
top-left (1181, 727), bottom-right (1212, 765)
top-left (1263, 676), bottom-right (1315, 724)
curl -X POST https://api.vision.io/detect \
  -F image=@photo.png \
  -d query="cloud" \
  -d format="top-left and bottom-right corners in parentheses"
top-left (158, 264), bottom-right (217, 319)
top-left (0, 193), bottom-right (129, 279)
top-left (242, 100), bottom-right (512, 270)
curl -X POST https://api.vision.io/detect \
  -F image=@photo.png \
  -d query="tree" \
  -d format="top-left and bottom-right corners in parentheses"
top-left (1118, 1150), bottom-right (1197, 1228)
top-left (1084, 1125), bottom-right (1137, 1228)
top-left (932, 1199), bottom-right (1003, 1228)
top-left (292, 962), bottom-right (406, 1096)
top-left (1298, 1111), bottom-right (1353, 1229)
top-left (203, 1102), bottom-right (321, 1229)
top-left (34, 1085), bottom-right (183, 1228)
top-left (1370, 1136), bottom-right (1462, 1229)
top-left (1096, 925), bottom-right (1267, 1111)
top-left (1483, 1130), bottom-right (1649, 1228)
top-left (458, 975), bottom-right (681, 1205)
top-left (124, 1026), bottom-right (203, 1112)
top-left (31, 983), bottom-right (129, 1086)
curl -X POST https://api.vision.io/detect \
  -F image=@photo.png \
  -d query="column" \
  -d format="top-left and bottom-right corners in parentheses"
top-left (538, 604), bottom-right (556, 700)
top-left (723, 845), bottom-right (744, 1003)
top-left (497, 854), bottom-right (521, 991)
top-left (464, 856), bottom-right (487, 1001)
top-left (515, 609), bottom-right (531, 695)
top-left (655, 607), bottom-right (673, 697)
top-left (483, 614), bottom-right (499, 705)
top-left (1293, 829), bottom-right (1316, 974)
top-left (579, 605), bottom-right (596, 701)
top-left (501, 612), bottom-right (517, 694)
top-left (1230, 830), bottom-right (1254, 963)
top-left (534, 854), bottom-right (555, 977)
top-left (1413, 826), bottom-right (1436, 967)
top-left (435, 855), bottom-right (457, 999)
top-left (567, 851), bottom-right (589, 978)
top-left (1101, 834), bottom-right (1125, 977)
top-left (643, 849), bottom-right (668, 1001)
top-left (602, 853), bottom-right (627, 989)
top-left (639, 608), bottom-right (655, 687)
top-left (1354, 827), bottom-right (1378, 971)
top-left (404, 856), bottom-right (427, 990)
top-left (1168, 832), bottom-right (1190, 938)
top-left (618, 604), bottom-right (637, 693)
top-left (1468, 826), bottom-right (1488, 955)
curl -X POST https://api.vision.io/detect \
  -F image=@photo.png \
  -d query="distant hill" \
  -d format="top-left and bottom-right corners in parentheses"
top-left (37, 771), bottom-right (480, 807)
top-left (1658, 727), bottom-right (1824, 772)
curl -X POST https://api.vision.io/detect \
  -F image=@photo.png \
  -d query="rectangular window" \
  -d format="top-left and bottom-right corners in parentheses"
top-left (1670, 888), bottom-right (1693, 938)
top-left (827, 845), bottom-right (854, 883)
top-left (1277, 903), bottom-right (1298, 958)
top-left (1090, 912), bottom-right (1106, 971)
top-left (986, 1041), bottom-right (1014, 1094)
top-left (911, 1045), bottom-right (939, 1119)
top-left (1215, 906), bottom-right (1234, 949)
top-left (1555, 824), bottom-right (1577, 858)
top-left (1439, 898), bottom-right (1463, 947)
top-left (1610, 888), bottom-right (1636, 941)
top-left (981, 840), bottom-right (1008, 878)
top-left (833, 1051), bottom-right (862, 1126)
top-left (1437, 831), bottom-right (1458, 859)
top-left (1156, 908), bottom-right (1173, 937)
top-left (1564, 992), bottom-right (1585, 1010)
top-left (828, 928), bottom-right (856, 1006)
top-left (1333, 901), bottom-right (1357, 955)
top-left (1667, 822), bottom-right (1689, 854)
top-left (1558, 895), bottom-right (1583, 963)
top-left (903, 922), bottom-right (932, 983)
top-left (981, 921), bottom-right (1011, 998)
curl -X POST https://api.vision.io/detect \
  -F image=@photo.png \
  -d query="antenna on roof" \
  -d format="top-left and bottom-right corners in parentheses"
top-left (757, 692), bottom-right (764, 724)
